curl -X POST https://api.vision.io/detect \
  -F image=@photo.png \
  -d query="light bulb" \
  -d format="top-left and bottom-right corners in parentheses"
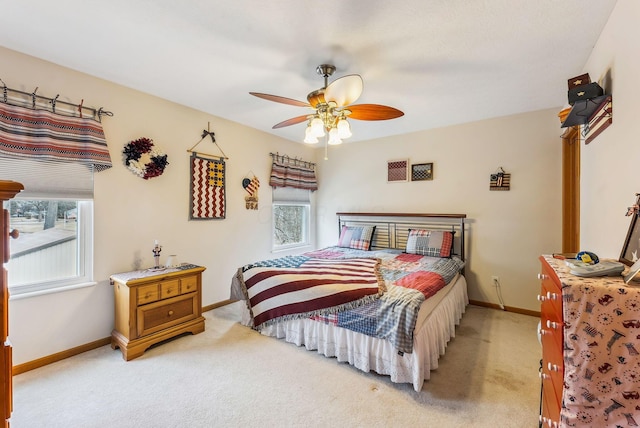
top-left (337, 118), bottom-right (352, 139)
top-left (310, 117), bottom-right (325, 137)
top-left (304, 126), bottom-right (318, 144)
top-left (328, 127), bottom-right (342, 145)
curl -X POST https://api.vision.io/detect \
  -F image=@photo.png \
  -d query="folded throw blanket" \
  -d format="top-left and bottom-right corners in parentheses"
top-left (237, 255), bottom-right (385, 327)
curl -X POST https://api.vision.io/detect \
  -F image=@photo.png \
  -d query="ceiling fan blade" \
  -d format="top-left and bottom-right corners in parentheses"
top-left (272, 115), bottom-right (310, 129)
top-left (250, 92), bottom-right (311, 107)
top-left (324, 74), bottom-right (363, 107)
top-left (347, 104), bottom-right (404, 121)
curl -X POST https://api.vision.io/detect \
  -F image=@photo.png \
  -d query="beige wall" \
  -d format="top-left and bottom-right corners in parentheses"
top-left (580, 0), bottom-right (640, 258)
top-left (1, 46), bottom-right (317, 365)
top-left (314, 108), bottom-right (562, 312)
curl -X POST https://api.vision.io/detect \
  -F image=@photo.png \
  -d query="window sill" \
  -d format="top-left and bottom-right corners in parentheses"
top-left (9, 281), bottom-right (98, 301)
top-left (271, 244), bottom-right (312, 254)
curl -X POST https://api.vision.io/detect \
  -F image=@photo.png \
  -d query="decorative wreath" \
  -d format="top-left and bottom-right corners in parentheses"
top-left (123, 137), bottom-right (169, 179)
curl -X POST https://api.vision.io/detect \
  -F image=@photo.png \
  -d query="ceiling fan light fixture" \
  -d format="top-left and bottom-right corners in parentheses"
top-left (310, 116), bottom-right (325, 137)
top-left (250, 64), bottom-right (403, 155)
top-left (328, 127), bottom-right (343, 145)
top-left (337, 118), bottom-right (352, 139)
top-left (304, 125), bottom-right (319, 144)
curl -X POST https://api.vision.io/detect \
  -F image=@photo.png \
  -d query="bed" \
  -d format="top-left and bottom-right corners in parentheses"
top-left (230, 212), bottom-right (468, 391)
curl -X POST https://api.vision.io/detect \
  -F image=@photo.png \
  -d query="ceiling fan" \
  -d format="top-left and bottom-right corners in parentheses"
top-left (250, 64), bottom-right (404, 145)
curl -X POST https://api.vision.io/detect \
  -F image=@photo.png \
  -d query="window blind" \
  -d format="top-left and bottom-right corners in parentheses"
top-left (0, 157), bottom-right (94, 199)
top-left (272, 186), bottom-right (310, 203)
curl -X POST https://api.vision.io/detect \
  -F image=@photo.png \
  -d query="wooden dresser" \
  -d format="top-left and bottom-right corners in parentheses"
top-left (538, 255), bottom-right (640, 427)
top-left (110, 265), bottom-right (206, 361)
top-left (1, 180), bottom-right (23, 428)
top-left (538, 256), bottom-right (564, 427)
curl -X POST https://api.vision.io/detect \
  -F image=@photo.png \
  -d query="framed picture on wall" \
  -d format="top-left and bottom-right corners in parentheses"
top-left (620, 193), bottom-right (640, 266)
top-left (411, 163), bottom-right (433, 181)
top-left (387, 159), bottom-right (408, 182)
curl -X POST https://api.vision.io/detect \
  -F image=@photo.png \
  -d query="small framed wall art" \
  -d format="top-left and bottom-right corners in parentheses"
top-left (411, 163), bottom-right (433, 181)
top-left (489, 167), bottom-right (510, 191)
top-left (387, 159), bottom-right (408, 182)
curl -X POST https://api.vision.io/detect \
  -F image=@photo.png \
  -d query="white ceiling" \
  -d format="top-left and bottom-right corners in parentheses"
top-left (0, 1), bottom-right (618, 143)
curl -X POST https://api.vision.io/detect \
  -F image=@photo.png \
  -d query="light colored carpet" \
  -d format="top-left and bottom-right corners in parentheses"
top-left (11, 303), bottom-right (541, 427)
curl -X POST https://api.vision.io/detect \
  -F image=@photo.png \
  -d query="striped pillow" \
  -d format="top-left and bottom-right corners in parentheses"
top-left (405, 229), bottom-right (454, 258)
top-left (338, 226), bottom-right (375, 251)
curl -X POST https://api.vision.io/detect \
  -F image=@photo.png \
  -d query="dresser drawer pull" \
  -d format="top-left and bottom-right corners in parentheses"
top-left (546, 291), bottom-right (558, 301)
top-left (539, 328), bottom-right (549, 336)
top-left (547, 362), bottom-right (560, 372)
top-left (537, 273), bottom-right (549, 280)
top-left (539, 372), bottom-right (550, 380)
top-left (168, 310), bottom-right (174, 316)
top-left (537, 294), bottom-right (546, 302)
top-left (546, 320), bottom-right (560, 330)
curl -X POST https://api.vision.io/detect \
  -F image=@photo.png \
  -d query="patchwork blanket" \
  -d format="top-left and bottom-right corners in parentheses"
top-left (304, 247), bottom-right (464, 353)
top-left (237, 256), bottom-right (385, 327)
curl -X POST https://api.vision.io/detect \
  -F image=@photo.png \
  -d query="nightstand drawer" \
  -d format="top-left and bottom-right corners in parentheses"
top-left (180, 275), bottom-right (198, 294)
top-left (137, 283), bottom-right (160, 305)
top-left (160, 279), bottom-right (180, 299)
top-left (137, 293), bottom-right (197, 337)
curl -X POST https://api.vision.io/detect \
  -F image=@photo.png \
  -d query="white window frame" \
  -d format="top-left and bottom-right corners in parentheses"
top-left (271, 201), bottom-right (311, 252)
top-left (8, 199), bottom-right (95, 299)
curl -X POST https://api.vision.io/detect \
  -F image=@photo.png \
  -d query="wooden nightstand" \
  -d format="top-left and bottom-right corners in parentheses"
top-left (110, 264), bottom-right (206, 361)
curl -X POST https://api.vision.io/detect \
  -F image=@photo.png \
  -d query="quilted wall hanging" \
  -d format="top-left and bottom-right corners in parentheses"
top-left (188, 124), bottom-right (228, 220)
top-left (189, 153), bottom-right (226, 219)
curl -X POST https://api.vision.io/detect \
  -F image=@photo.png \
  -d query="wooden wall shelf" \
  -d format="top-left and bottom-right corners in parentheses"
top-left (561, 94), bottom-right (611, 128)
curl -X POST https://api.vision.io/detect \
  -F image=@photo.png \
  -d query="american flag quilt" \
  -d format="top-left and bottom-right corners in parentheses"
top-left (190, 153), bottom-right (225, 219)
top-left (237, 256), bottom-right (385, 328)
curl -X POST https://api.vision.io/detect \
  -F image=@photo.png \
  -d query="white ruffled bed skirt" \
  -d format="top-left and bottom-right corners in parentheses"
top-left (240, 275), bottom-right (468, 392)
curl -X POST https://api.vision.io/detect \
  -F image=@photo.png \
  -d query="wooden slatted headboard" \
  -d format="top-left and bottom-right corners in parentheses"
top-left (337, 212), bottom-right (467, 261)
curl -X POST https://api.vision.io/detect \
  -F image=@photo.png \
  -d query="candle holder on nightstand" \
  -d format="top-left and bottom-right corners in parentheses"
top-left (152, 242), bottom-right (162, 269)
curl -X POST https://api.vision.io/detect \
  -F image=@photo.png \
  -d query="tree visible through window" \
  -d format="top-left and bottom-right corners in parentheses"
top-left (273, 203), bottom-right (309, 248)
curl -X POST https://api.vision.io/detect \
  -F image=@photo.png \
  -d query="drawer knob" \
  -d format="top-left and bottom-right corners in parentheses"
top-left (168, 310), bottom-right (174, 316)
top-left (9, 229), bottom-right (19, 239)
top-left (539, 328), bottom-right (548, 336)
top-left (537, 294), bottom-right (546, 302)
top-left (537, 273), bottom-right (549, 280)
top-left (547, 362), bottom-right (560, 372)
top-left (546, 291), bottom-right (558, 300)
top-left (539, 372), bottom-right (550, 380)
top-left (546, 320), bottom-right (560, 330)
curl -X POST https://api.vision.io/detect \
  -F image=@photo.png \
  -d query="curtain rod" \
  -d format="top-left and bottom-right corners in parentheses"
top-left (0, 80), bottom-right (113, 122)
top-left (269, 152), bottom-right (315, 168)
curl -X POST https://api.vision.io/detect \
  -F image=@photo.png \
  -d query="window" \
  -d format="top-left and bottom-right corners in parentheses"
top-left (272, 187), bottom-right (310, 251)
top-left (0, 158), bottom-right (95, 297)
top-left (5, 199), bottom-right (93, 295)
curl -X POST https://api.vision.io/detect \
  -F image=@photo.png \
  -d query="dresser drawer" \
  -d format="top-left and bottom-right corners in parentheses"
top-left (541, 382), bottom-right (561, 427)
top-left (137, 293), bottom-right (198, 337)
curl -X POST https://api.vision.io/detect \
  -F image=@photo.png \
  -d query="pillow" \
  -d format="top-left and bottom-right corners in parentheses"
top-left (338, 226), bottom-right (376, 251)
top-left (405, 229), bottom-right (454, 258)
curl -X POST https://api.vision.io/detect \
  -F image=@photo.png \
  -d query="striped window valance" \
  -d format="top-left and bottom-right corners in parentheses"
top-left (269, 155), bottom-right (317, 191)
top-left (0, 102), bottom-right (112, 171)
